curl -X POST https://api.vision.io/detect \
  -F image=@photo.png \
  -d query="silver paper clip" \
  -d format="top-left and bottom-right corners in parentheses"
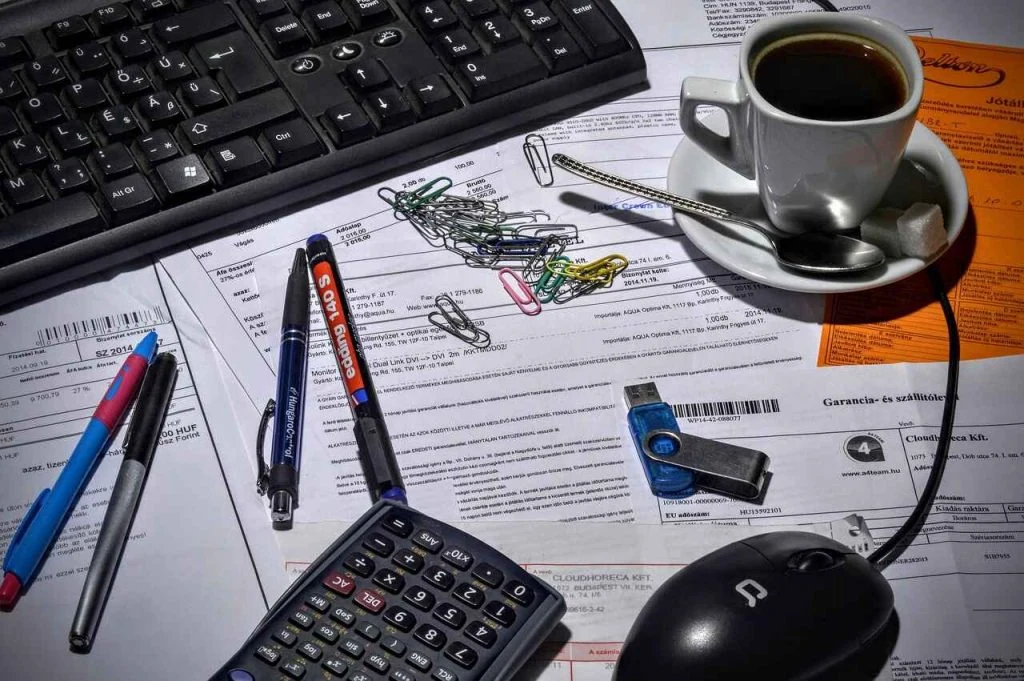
top-left (428, 294), bottom-right (491, 349)
top-left (523, 134), bottom-right (554, 187)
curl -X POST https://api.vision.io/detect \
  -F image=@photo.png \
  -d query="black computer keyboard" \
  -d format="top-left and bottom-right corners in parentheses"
top-left (0, 0), bottom-right (645, 305)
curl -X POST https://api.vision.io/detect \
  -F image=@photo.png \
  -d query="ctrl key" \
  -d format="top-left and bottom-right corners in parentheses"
top-left (259, 119), bottom-right (323, 168)
top-left (100, 173), bottom-right (159, 225)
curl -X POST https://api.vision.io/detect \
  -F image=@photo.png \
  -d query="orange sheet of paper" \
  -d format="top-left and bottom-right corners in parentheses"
top-left (818, 37), bottom-right (1024, 367)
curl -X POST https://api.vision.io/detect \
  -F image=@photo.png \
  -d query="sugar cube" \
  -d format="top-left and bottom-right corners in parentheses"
top-left (860, 207), bottom-right (904, 258)
top-left (897, 202), bottom-right (946, 259)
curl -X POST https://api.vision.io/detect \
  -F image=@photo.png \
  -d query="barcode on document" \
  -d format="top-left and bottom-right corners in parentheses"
top-left (672, 398), bottom-right (780, 418)
top-left (36, 306), bottom-right (168, 345)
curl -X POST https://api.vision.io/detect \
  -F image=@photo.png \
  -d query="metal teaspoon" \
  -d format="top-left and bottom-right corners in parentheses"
top-left (551, 153), bottom-right (886, 275)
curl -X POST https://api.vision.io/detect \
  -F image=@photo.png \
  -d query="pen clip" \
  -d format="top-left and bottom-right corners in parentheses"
top-left (255, 399), bottom-right (274, 496)
top-left (3, 488), bottom-right (50, 571)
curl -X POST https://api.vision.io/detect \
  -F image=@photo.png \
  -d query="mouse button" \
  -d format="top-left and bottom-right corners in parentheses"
top-left (788, 549), bottom-right (846, 572)
top-left (742, 531), bottom-right (851, 570)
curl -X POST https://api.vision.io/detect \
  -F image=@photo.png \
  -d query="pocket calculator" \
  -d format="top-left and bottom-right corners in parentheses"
top-left (210, 500), bottom-right (566, 681)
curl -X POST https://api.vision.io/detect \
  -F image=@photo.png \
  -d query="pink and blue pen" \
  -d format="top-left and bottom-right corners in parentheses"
top-left (0, 331), bottom-right (158, 608)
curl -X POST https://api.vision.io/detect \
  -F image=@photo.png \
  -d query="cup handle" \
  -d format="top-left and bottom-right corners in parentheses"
top-left (680, 77), bottom-right (754, 180)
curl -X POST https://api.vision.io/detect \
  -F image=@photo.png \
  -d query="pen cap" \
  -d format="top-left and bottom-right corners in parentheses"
top-left (122, 353), bottom-right (178, 467)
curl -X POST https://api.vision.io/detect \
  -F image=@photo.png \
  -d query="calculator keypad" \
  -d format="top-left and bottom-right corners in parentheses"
top-left (231, 505), bottom-right (553, 680)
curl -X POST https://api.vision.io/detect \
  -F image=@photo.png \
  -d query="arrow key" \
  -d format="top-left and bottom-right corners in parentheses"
top-left (365, 87), bottom-right (414, 132)
top-left (405, 75), bottom-right (459, 118)
top-left (343, 59), bottom-right (390, 93)
top-left (414, 1), bottom-right (459, 35)
top-left (322, 103), bottom-right (375, 147)
top-left (259, 118), bottom-right (323, 168)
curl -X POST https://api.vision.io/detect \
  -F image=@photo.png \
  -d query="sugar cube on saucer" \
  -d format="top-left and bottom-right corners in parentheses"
top-left (897, 202), bottom-right (946, 259)
top-left (860, 207), bottom-right (904, 258)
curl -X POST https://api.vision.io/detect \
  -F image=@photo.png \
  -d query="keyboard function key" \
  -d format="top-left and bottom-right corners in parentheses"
top-left (432, 667), bottom-right (459, 681)
top-left (135, 0), bottom-right (174, 21)
top-left (273, 627), bottom-right (298, 646)
top-left (298, 641), bottom-right (323, 662)
top-left (182, 88), bottom-right (293, 146)
top-left (407, 650), bottom-right (432, 671)
top-left (195, 32), bottom-right (276, 98)
top-left (91, 4), bottom-right (134, 35)
top-left (443, 641), bottom-right (478, 669)
top-left (340, 0), bottom-right (393, 30)
top-left (90, 142), bottom-right (136, 179)
top-left (46, 158), bottom-right (92, 195)
top-left (551, 0), bottom-right (626, 59)
top-left (314, 622), bottom-right (341, 644)
top-left (451, 582), bottom-right (484, 608)
top-left (205, 136), bottom-right (269, 186)
top-left (533, 28), bottom-right (585, 73)
top-left (354, 620), bottom-right (381, 641)
top-left (242, 0), bottom-right (289, 25)
top-left (27, 56), bottom-right (69, 89)
top-left (405, 75), bottom-right (459, 118)
top-left (403, 585), bottom-right (436, 611)
top-left (330, 604), bottom-right (357, 626)
top-left (372, 28), bottom-right (403, 48)
top-left (413, 623), bottom-right (447, 650)
top-left (366, 653), bottom-right (390, 674)
top-left (281, 659), bottom-right (307, 679)
top-left (255, 644), bottom-right (282, 666)
top-left (364, 533), bottom-right (396, 557)
top-left (323, 657), bottom-right (349, 677)
top-left (393, 548), bottom-right (425, 573)
top-left (482, 600), bottom-right (514, 626)
top-left (439, 546), bottom-right (473, 571)
top-left (259, 118), bottom-right (323, 167)
top-left (502, 580), bottom-right (535, 606)
top-left (306, 593), bottom-right (331, 612)
top-left (51, 17), bottom-right (93, 48)
top-left (259, 14), bottom-right (311, 58)
top-left (345, 59), bottom-right (391, 92)
top-left (302, 2), bottom-right (351, 44)
top-left (289, 609), bottom-right (316, 630)
top-left (432, 603), bottom-right (465, 629)
top-left (423, 565), bottom-right (454, 591)
top-left (381, 635), bottom-right (407, 655)
top-left (383, 605), bottom-right (416, 632)
top-left (465, 620), bottom-right (497, 648)
top-left (340, 637), bottom-right (365, 659)
top-left (373, 568), bottom-right (406, 594)
top-left (470, 563), bottom-right (503, 587)
top-left (113, 29), bottom-right (155, 61)
top-left (354, 587), bottom-right (387, 613)
top-left (412, 530), bottom-right (444, 554)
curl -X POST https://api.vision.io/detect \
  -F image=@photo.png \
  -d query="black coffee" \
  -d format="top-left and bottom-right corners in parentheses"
top-left (752, 34), bottom-right (907, 121)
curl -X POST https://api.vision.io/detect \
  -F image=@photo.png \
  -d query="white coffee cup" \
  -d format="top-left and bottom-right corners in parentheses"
top-left (680, 13), bottom-right (923, 234)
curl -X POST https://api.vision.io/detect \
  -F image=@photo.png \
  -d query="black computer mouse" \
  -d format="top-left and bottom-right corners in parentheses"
top-left (614, 531), bottom-right (894, 681)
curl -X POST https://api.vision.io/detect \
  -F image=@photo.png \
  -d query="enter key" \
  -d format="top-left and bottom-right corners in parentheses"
top-left (193, 31), bottom-right (276, 98)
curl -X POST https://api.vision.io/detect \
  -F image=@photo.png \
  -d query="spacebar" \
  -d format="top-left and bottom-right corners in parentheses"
top-left (179, 90), bottom-right (295, 148)
top-left (0, 194), bottom-right (105, 268)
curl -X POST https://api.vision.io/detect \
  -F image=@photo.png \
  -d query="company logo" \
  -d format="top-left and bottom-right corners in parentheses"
top-left (845, 434), bottom-right (885, 463)
top-left (917, 45), bottom-right (1005, 88)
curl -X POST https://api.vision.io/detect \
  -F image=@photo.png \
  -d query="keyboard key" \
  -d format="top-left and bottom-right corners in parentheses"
top-left (5, 134), bottom-right (50, 169)
top-left (382, 513), bottom-right (414, 537)
top-left (435, 29), bottom-right (480, 61)
top-left (432, 667), bottom-right (459, 681)
top-left (136, 130), bottom-right (179, 165)
top-left (302, 2), bottom-right (351, 43)
top-left (502, 580), bottom-right (534, 605)
top-left (45, 156), bottom-right (92, 193)
top-left (482, 600), bottom-right (515, 626)
top-left (433, 603), bottom-right (465, 629)
top-left (135, 0), bottom-right (174, 21)
top-left (392, 548), bottom-right (424, 573)
top-left (465, 621), bottom-right (496, 648)
top-left (340, 0), bottom-right (393, 30)
top-left (323, 657), bottom-right (348, 677)
top-left (373, 568), bottom-right (406, 594)
top-left (345, 59), bottom-right (390, 92)
top-left (154, 4), bottom-right (237, 45)
top-left (381, 635), bottom-right (407, 655)
top-left (2, 173), bottom-right (47, 209)
top-left (330, 604), bottom-right (357, 626)
top-left (412, 530), bottom-right (444, 554)
top-left (195, 32), bottom-right (276, 98)
top-left (0, 70), bottom-right (24, 103)
top-left (153, 52), bottom-right (195, 82)
top-left (110, 65), bottom-right (153, 98)
top-left (354, 588), bottom-right (387, 613)
top-left (51, 17), bottom-right (93, 48)
top-left (391, 669), bottom-right (417, 681)
top-left (255, 644), bottom-right (281, 666)
top-left (154, 153), bottom-right (213, 200)
top-left (0, 107), bottom-right (17, 140)
top-left (403, 585), bottom-right (436, 611)
top-left (439, 546), bottom-right (473, 571)
top-left (444, 642), bottom-right (477, 670)
top-left (551, 0), bottom-right (625, 59)
top-left (96, 105), bottom-right (140, 139)
top-left (415, 1), bottom-right (459, 34)
top-left (259, 118), bottom-right (323, 167)
top-left (23, 94), bottom-right (66, 128)
top-left (281, 659), bottom-right (307, 679)
top-left (100, 172), bottom-right (158, 224)
top-left (0, 38), bottom-right (29, 69)
top-left (314, 622), bottom-right (341, 644)
top-left (259, 14), bottom-right (311, 58)
top-left (27, 56), bottom-right (69, 89)
top-left (69, 42), bottom-right (111, 75)
top-left (180, 77), bottom-right (226, 111)
top-left (138, 91), bottom-right (182, 124)
top-left (65, 79), bottom-right (109, 112)
top-left (49, 121), bottom-right (94, 156)
top-left (354, 620), bottom-right (381, 641)
top-left (205, 136), bottom-right (269, 186)
top-left (366, 653), bottom-right (390, 674)
top-left (242, 0), bottom-right (289, 24)
top-left (533, 28), bottom-right (585, 73)
top-left (298, 641), bottom-right (323, 662)
top-left (90, 143), bottom-right (136, 179)
top-left (473, 15), bottom-right (521, 50)
top-left (513, 2), bottom-right (559, 37)
top-left (91, 4), bottom-right (134, 35)
top-left (306, 593), bottom-right (331, 612)
top-left (405, 75), bottom-right (459, 118)
top-left (452, 0), bottom-right (497, 20)
top-left (423, 565), bottom-right (454, 590)
top-left (180, 88), bottom-right (294, 147)
top-left (323, 569), bottom-right (357, 595)
top-left (413, 623), bottom-right (446, 650)
top-left (0, 193), bottom-right (104, 267)
top-left (340, 637), bottom-right (365, 659)
top-left (372, 27), bottom-right (403, 48)
top-left (113, 29), bottom-right (155, 61)
top-left (363, 533), bottom-right (396, 557)
top-left (407, 650), bottom-right (432, 672)
top-left (451, 582), bottom-right (484, 608)
top-left (455, 44), bottom-right (546, 101)
top-left (273, 627), bottom-right (298, 646)
top-left (289, 609), bottom-right (316, 630)
top-left (383, 605), bottom-right (416, 632)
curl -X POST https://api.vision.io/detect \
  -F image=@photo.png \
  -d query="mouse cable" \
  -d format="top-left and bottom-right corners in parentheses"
top-left (867, 266), bottom-right (960, 567)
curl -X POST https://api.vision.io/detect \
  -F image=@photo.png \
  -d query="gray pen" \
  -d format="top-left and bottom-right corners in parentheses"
top-left (69, 352), bottom-right (178, 652)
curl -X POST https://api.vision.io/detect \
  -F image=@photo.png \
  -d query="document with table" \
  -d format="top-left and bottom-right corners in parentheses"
top-left (2, 0), bottom-right (1023, 679)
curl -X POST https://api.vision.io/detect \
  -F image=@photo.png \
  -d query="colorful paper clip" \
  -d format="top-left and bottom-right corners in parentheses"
top-left (498, 268), bottom-right (542, 316)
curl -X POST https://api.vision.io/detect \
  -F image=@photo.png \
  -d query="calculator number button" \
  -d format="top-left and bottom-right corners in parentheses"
top-left (502, 580), bottom-right (535, 606)
top-left (324, 570), bottom-right (357, 596)
top-left (444, 641), bottom-right (478, 669)
top-left (470, 563), bottom-right (503, 587)
top-left (465, 621), bottom-right (497, 648)
top-left (404, 586), bottom-right (437, 611)
top-left (355, 588), bottom-right (387, 613)
top-left (452, 583), bottom-right (484, 608)
top-left (413, 529), bottom-right (444, 553)
top-left (393, 548), bottom-right (425, 573)
top-left (424, 566), bottom-right (454, 590)
top-left (414, 623), bottom-right (447, 650)
top-left (432, 603), bottom-right (466, 629)
top-left (383, 605), bottom-right (417, 632)
top-left (483, 600), bottom-right (515, 627)
top-left (440, 546), bottom-right (473, 570)
top-left (345, 552), bottom-right (376, 577)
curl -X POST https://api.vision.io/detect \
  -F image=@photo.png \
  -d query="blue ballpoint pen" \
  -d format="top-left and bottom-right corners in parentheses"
top-left (261, 249), bottom-right (310, 530)
top-left (0, 330), bottom-right (158, 608)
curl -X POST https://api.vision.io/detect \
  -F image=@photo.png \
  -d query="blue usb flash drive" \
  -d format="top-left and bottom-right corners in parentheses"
top-left (625, 383), bottom-right (696, 499)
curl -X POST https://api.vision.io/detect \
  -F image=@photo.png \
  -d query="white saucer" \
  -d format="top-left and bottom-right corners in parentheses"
top-left (667, 119), bottom-right (969, 294)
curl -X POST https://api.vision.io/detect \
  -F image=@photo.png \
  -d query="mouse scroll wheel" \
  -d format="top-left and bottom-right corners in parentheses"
top-left (790, 549), bottom-right (841, 572)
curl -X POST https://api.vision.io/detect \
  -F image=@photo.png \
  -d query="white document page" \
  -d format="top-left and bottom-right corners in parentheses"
top-left (0, 266), bottom-right (266, 680)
